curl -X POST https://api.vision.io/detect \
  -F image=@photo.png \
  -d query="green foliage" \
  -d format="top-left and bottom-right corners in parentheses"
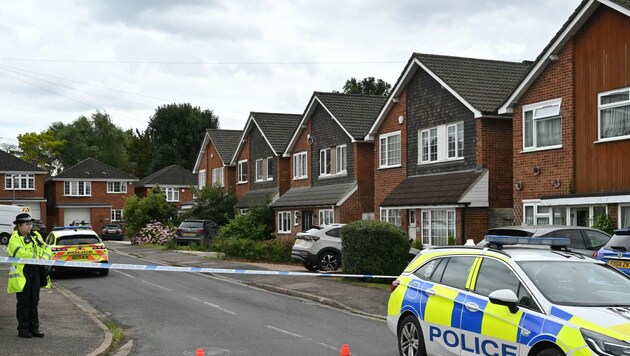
top-left (123, 187), bottom-right (178, 237)
top-left (146, 103), bottom-right (219, 172)
top-left (126, 129), bottom-right (154, 178)
top-left (341, 220), bottom-right (409, 279)
top-left (212, 237), bottom-right (293, 262)
top-left (179, 185), bottom-right (237, 226)
top-left (217, 201), bottom-right (275, 241)
top-left (341, 77), bottom-right (391, 96)
top-left (593, 214), bottom-right (616, 235)
top-left (17, 130), bottom-right (65, 174)
top-left (448, 235), bottom-right (456, 245)
top-left (411, 239), bottom-right (423, 250)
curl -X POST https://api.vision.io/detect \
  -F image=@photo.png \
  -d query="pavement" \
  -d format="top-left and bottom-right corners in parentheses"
top-left (0, 241), bottom-right (391, 355)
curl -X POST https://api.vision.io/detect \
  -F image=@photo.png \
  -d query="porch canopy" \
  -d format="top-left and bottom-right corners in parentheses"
top-left (271, 182), bottom-right (357, 209)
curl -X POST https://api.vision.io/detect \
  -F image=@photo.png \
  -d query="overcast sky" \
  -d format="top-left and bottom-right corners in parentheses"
top-left (0, 0), bottom-right (581, 147)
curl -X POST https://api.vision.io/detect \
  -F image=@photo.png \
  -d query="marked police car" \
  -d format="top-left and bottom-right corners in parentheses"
top-left (387, 235), bottom-right (630, 356)
top-left (45, 226), bottom-right (109, 276)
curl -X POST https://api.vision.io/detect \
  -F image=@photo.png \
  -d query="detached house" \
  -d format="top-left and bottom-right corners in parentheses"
top-left (367, 53), bottom-right (531, 245)
top-left (499, 0), bottom-right (630, 228)
top-left (46, 158), bottom-right (138, 232)
top-left (271, 92), bottom-right (386, 237)
top-left (0, 150), bottom-right (48, 223)
top-left (231, 112), bottom-right (302, 211)
top-left (193, 129), bottom-right (242, 193)
top-left (135, 164), bottom-right (197, 210)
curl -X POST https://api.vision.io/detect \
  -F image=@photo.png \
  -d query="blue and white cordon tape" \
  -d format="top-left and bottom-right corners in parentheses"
top-left (0, 257), bottom-right (398, 279)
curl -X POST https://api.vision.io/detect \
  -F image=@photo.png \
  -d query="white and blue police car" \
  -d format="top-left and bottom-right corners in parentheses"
top-left (387, 235), bottom-right (630, 356)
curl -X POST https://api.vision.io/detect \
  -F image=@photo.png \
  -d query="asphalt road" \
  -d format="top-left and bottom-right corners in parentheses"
top-left (56, 250), bottom-right (398, 356)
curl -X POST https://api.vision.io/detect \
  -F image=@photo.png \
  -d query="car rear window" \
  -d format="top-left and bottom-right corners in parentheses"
top-left (488, 229), bottom-right (533, 237)
top-left (179, 222), bottom-right (204, 229)
top-left (605, 234), bottom-right (630, 251)
top-left (57, 235), bottom-right (101, 245)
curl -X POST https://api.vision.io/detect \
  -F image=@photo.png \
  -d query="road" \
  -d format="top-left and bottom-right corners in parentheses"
top-left (56, 249), bottom-right (397, 356)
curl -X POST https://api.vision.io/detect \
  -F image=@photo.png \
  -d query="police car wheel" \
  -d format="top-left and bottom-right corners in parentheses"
top-left (537, 348), bottom-right (564, 356)
top-left (317, 251), bottom-right (340, 271)
top-left (398, 315), bottom-right (426, 356)
top-left (99, 269), bottom-right (109, 277)
top-left (0, 233), bottom-right (9, 245)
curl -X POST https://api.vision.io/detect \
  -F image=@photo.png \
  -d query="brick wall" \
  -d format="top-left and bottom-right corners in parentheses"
top-left (235, 137), bottom-right (251, 201)
top-left (289, 119), bottom-right (312, 188)
top-left (476, 117), bottom-right (513, 208)
top-left (353, 142), bottom-right (375, 215)
top-left (0, 174), bottom-right (46, 200)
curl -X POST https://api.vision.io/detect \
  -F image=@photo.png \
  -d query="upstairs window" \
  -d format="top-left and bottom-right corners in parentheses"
top-left (255, 157), bottom-right (274, 182)
top-left (335, 145), bottom-right (347, 174)
top-left (211, 167), bottom-right (224, 187)
top-left (319, 145), bottom-right (347, 178)
top-left (293, 152), bottom-right (308, 179)
top-left (447, 123), bottom-right (464, 159)
top-left (420, 122), bottom-right (464, 163)
top-left (5, 174), bottom-right (35, 190)
top-left (523, 99), bottom-right (562, 150)
top-left (320, 148), bottom-right (331, 175)
top-left (420, 128), bottom-right (438, 162)
top-left (599, 87), bottom-right (630, 141)
top-left (238, 160), bottom-right (248, 183)
top-left (198, 169), bottom-right (206, 189)
top-left (107, 181), bottom-right (127, 193)
top-left (64, 181), bottom-right (91, 196)
top-left (379, 131), bottom-right (401, 168)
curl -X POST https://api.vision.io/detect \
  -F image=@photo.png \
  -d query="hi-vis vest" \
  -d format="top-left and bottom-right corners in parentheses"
top-left (7, 230), bottom-right (52, 293)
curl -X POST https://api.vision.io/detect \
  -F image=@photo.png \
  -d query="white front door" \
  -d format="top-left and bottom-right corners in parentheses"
top-left (408, 210), bottom-right (417, 240)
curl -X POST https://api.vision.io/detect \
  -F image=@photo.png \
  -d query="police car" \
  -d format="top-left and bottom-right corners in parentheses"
top-left (45, 226), bottom-right (109, 276)
top-left (387, 236), bottom-right (630, 356)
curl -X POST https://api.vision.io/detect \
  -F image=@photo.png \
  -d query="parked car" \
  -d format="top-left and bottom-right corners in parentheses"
top-left (484, 225), bottom-right (611, 256)
top-left (101, 223), bottom-right (124, 240)
top-left (594, 227), bottom-right (630, 276)
top-left (174, 219), bottom-right (219, 246)
top-left (45, 226), bottom-right (109, 276)
top-left (292, 224), bottom-right (345, 272)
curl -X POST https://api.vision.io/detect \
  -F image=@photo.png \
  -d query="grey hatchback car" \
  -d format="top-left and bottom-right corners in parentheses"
top-left (174, 219), bottom-right (219, 246)
top-left (486, 225), bottom-right (611, 256)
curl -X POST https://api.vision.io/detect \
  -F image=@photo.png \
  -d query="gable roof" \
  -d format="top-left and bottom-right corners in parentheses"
top-left (366, 53), bottom-right (531, 139)
top-left (193, 129), bottom-right (242, 173)
top-left (51, 158), bottom-right (138, 181)
top-left (136, 164), bottom-right (196, 188)
top-left (0, 150), bottom-right (46, 173)
top-left (230, 112), bottom-right (302, 164)
top-left (499, 0), bottom-right (630, 113)
top-left (284, 92), bottom-right (387, 156)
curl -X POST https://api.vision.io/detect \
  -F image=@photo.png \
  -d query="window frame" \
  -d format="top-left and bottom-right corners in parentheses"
top-left (211, 167), bottom-right (224, 187)
top-left (447, 122), bottom-right (464, 159)
top-left (318, 209), bottom-right (334, 225)
top-left (165, 187), bottom-right (180, 202)
top-left (266, 156), bottom-right (273, 180)
top-left (237, 160), bottom-right (248, 183)
top-left (5, 174), bottom-right (35, 190)
top-left (522, 98), bottom-right (562, 151)
top-left (380, 208), bottom-right (401, 226)
top-left (335, 145), bottom-right (347, 174)
top-left (598, 86), bottom-right (630, 142)
top-left (421, 209), bottom-right (456, 247)
top-left (319, 148), bottom-right (331, 176)
top-left (111, 209), bottom-right (123, 222)
top-left (64, 181), bottom-right (91, 197)
top-left (278, 211), bottom-right (291, 234)
top-left (293, 151), bottom-right (308, 179)
top-left (107, 181), bottom-right (128, 193)
top-left (379, 131), bottom-right (401, 168)
top-left (198, 169), bottom-right (206, 189)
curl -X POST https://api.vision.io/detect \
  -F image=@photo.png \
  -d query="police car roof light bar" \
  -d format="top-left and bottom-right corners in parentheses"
top-left (485, 235), bottom-right (571, 248)
top-left (52, 226), bottom-right (92, 231)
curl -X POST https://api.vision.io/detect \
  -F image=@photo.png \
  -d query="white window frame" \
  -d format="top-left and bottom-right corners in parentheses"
top-left (319, 148), bottom-right (331, 176)
top-left (211, 167), bottom-right (224, 187)
top-left (598, 86), bottom-right (630, 142)
top-left (318, 209), bottom-right (334, 225)
top-left (107, 181), bottom-right (127, 193)
top-left (421, 209), bottom-right (455, 247)
top-left (111, 209), bottom-right (123, 222)
top-left (522, 98), bottom-right (562, 151)
top-left (238, 160), bottom-right (248, 183)
top-left (165, 188), bottom-right (180, 202)
top-left (293, 152), bottom-right (308, 179)
top-left (278, 211), bottom-right (291, 233)
top-left (419, 123), bottom-right (465, 164)
top-left (255, 159), bottom-right (264, 182)
top-left (620, 205), bottom-right (630, 229)
top-left (335, 145), bottom-right (347, 174)
top-left (266, 157), bottom-right (273, 180)
top-left (380, 208), bottom-right (401, 226)
top-left (198, 169), bottom-right (206, 189)
top-left (5, 174), bottom-right (35, 190)
top-left (447, 122), bottom-right (464, 159)
top-left (379, 131), bottom-right (401, 168)
top-left (420, 128), bottom-right (438, 163)
top-left (64, 181), bottom-right (91, 196)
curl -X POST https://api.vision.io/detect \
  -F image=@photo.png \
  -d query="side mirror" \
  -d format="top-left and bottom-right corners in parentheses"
top-left (488, 289), bottom-right (519, 314)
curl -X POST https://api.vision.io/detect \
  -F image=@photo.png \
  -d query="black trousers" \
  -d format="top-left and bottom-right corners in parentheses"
top-left (16, 265), bottom-right (41, 332)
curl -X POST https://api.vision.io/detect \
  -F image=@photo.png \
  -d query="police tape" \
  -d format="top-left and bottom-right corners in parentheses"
top-left (0, 257), bottom-right (398, 279)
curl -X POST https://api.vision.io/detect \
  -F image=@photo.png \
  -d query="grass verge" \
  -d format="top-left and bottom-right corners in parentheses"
top-left (106, 322), bottom-right (124, 351)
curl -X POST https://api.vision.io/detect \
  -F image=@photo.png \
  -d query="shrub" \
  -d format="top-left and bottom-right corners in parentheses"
top-left (593, 214), bottom-right (616, 235)
top-left (217, 201), bottom-right (275, 241)
top-left (131, 220), bottom-right (176, 245)
top-left (448, 234), bottom-right (456, 245)
top-left (123, 187), bottom-right (178, 237)
top-left (411, 239), bottom-right (423, 250)
top-left (341, 220), bottom-right (409, 279)
top-left (213, 237), bottom-right (293, 262)
top-left (179, 185), bottom-right (237, 226)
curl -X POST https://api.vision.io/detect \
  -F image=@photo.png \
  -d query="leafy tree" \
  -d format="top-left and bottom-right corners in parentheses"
top-left (341, 77), bottom-right (391, 96)
top-left (179, 185), bottom-right (237, 226)
top-left (126, 128), bottom-right (154, 178)
top-left (17, 130), bottom-right (65, 173)
top-left (146, 103), bottom-right (219, 173)
top-left (123, 187), bottom-right (178, 238)
top-left (216, 200), bottom-right (275, 241)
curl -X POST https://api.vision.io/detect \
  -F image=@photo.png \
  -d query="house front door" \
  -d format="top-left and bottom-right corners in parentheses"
top-left (408, 210), bottom-right (417, 240)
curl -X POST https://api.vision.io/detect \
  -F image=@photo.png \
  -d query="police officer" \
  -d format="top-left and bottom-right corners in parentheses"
top-left (6, 213), bottom-right (52, 338)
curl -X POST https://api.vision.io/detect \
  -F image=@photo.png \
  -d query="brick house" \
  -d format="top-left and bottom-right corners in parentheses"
top-left (499, 0), bottom-right (630, 228)
top-left (230, 112), bottom-right (302, 212)
top-left (366, 53), bottom-right (531, 245)
top-left (271, 92), bottom-right (386, 237)
top-left (46, 158), bottom-right (138, 232)
top-left (135, 164), bottom-right (197, 210)
top-left (193, 129), bottom-right (242, 194)
top-left (0, 150), bottom-right (48, 223)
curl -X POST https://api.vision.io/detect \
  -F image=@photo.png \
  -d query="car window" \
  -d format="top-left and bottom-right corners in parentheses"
top-left (474, 258), bottom-right (539, 311)
top-left (585, 230), bottom-right (611, 249)
top-left (325, 228), bottom-right (340, 238)
top-left (414, 258), bottom-right (445, 281)
top-left (179, 221), bottom-right (203, 229)
top-left (440, 256), bottom-right (476, 290)
top-left (56, 235), bottom-right (101, 245)
top-left (605, 234), bottom-right (630, 251)
top-left (543, 229), bottom-right (586, 249)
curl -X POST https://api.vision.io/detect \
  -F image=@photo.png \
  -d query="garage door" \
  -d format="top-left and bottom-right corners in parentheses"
top-left (20, 203), bottom-right (41, 220)
top-left (64, 208), bottom-right (91, 226)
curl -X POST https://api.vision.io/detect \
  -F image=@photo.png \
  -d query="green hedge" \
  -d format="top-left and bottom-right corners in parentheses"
top-left (213, 237), bottom-right (294, 262)
top-left (341, 220), bottom-right (409, 278)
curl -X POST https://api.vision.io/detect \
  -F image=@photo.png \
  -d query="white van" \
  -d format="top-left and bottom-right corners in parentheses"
top-left (0, 205), bottom-right (28, 245)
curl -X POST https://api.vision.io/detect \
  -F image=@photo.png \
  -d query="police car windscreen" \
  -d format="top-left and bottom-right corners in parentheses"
top-left (57, 235), bottom-right (100, 245)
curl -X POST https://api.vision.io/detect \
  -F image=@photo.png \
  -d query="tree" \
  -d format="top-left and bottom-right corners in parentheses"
top-left (179, 185), bottom-right (237, 226)
top-left (146, 103), bottom-right (219, 173)
top-left (17, 130), bottom-right (65, 173)
top-left (341, 77), bottom-right (391, 96)
top-left (123, 187), bottom-right (178, 238)
top-left (126, 128), bottom-right (154, 178)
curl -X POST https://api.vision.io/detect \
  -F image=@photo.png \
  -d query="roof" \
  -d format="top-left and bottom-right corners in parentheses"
top-left (367, 53), bottom-right (531, 139)
top-left (52, 158), bottom-right (137, 181)
top-left (499, 0), bottom-right (630, 113)
top-left (0, 150), bottom-right (46, 173)
top-left (285, 92), bottom-right (387, 155)
top-left (136, 164), bottom-right (196, 188)
top-left (193, 129), bottom-right (242, 173)
top-left (488, 225), bottom-right (606, 236)
top-left (270, 182), bottom-right (357, 208)
top-left (380, 170), bottom-right (485, 207)
top-left (234, 188), bottom-right (278, 209)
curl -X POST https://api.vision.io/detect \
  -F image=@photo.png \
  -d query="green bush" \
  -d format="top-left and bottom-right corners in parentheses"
top-left (593, 214), bottom-right (616, 235)
top-left (448, 235), bottom-right (456, 245)
top-left (213, 237), bottom-right (293, 262)
top-left (411, 239), bottom-right (423, 250)
top-left (123, 187), bottom-right (178, 237)
top-left (179, 185), bottom-right (237, 226)
top-left (216, 201), bottom-right (275, 241)
top-left (341, 220), bottom-right (409, 279)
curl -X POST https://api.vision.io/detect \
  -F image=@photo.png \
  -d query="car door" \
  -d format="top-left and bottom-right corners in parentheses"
top-left (583, 229), bottom-right (611, 251)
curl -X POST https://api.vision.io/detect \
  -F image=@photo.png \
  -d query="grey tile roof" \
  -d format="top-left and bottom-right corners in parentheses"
top-left (314, 92), bottom-right (387, 139)
top-left (53, 158), bottom-right (138, 180)
top-left (271, 182), bottom-right (357, 208)
top-left (206, 129), bottom-right (242, 164)
top-left (412, 53), bottom-right (531, 114)
top-left (136, 164), bottom-right (196, 188)
top-left (609, 0), bottom-right (630, 10)
top-left (235, 188), bottom-right (278, 209)
top-left (0, 150), bottom-right (46, 172)
top-left (381, 170), bottom-right (484, 207)
top-left (251, 113), bottom-right (303, 154)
